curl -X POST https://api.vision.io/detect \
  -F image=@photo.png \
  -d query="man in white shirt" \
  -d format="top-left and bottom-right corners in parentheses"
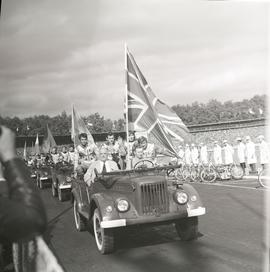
top-left (245, 136), bottom-right (257, 172)
top-left (223, 140), bottom-right (234, 165)
top-left (257, 135), bottom-right (269, 169)
top-left (236, 137), bottom-right (246, 172)
top-left (213, 141), bottom-right (222, 165)
top-left (68, 145), bottom-right (76, 165)
top-left (50, 146), bottom-right (59, 164)
top-left (84, 147), bottom-right (119, 186)
top-left (75, 133), bottom-right (98, 171)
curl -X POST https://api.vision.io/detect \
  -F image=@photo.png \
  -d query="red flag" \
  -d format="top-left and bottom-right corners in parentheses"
top-left (42, 125), bottom-right (56, 153)
top-left (126, 47), bottom-right (187, 156)
top-left (71, 105), bottom-right (95, 147)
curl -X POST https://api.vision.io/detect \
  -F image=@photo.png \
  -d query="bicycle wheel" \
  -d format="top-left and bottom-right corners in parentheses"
top-left (231, 165), bottom-right (244, 180)
top-left (190, 166), bottom-right (200, 182)
top-left (200, 167), bottom-right (217, 183)
top-left (258, 169), bottom-right (270, 188)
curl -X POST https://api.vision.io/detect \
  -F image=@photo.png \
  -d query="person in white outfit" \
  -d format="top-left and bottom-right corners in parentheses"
top-left (236, 137), bottom-right (246, 172)
top-left (177, 145), bottom-right (185, 166)
top-left (84, 147), bottom-right (119, 186)
top-left (223, 140), bottom-right (234, 165)
top-left (257, 135), bottom-right (269, 169)
top-left (213, 141), bottom-right (222, 165)
top-left (199, 143), bottom-right (208, 165)
top-left (191, 143), bottom-right (199, 165)
top-left (245, 136), bottom-right (257, 172)
top-left (184, 144), bottom-right (192, 165)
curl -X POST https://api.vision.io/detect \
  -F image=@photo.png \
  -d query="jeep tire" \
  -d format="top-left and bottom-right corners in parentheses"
top-left (73, 199), bottom-right (86, 231)
top-left (175, 216), bottom-right (198, 241)
top-left (93, 208), bottom-right (114, 254)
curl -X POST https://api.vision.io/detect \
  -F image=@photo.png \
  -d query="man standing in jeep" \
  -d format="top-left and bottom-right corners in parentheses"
top-left (75, 133), bottom-right (99, 173)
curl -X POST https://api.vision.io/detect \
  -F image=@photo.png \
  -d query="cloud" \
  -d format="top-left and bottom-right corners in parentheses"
top-left (0, 0), bottom-right (267, 119)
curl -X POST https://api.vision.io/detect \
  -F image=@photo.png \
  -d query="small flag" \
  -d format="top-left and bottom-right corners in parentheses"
top-left (35, 134), bottom-right (40, 155)
top-left (71, 105), bottom-right (95, 147)
top-left (42, 125), bottom-right (56, 153)
top-left (248, 108), bottom-right (255, 115)
top-left (23, 141), bottom-right (27, 160)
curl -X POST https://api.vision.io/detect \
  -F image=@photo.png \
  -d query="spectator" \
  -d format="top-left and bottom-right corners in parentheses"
top-left (213, 141), bottom-right (222, 165)
top-left (199, 143), bottom-right (208, 165)
top-left (223, 140), bottom-right (234, 165)
top-left (177, 145), bottom-right (185, 165)
top-left (191, 143), bottom-right (199, 164)
top-left (245, 136), bottom-right (257, 172)
top-left (102, 132), bottom-right (120, 163)
top-left (184, 144), bottom-right (192, 165)
top-left (236, 137), bottom-right (246, 172)
top-left (257, 135), bottom-right (269, 169)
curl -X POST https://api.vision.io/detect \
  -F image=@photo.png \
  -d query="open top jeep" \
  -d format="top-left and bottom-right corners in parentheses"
top-left (51, 164), bottom-right (74, 202)
top-left (71, 165), bottom-right (206, 254)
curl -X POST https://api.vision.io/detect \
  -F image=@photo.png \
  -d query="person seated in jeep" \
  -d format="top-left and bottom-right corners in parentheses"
top-left (55, 154), bottom-right (71, 170)
top-left (102, 132), bottom-right (120, 163)
top-left (50, 146), bottom-right (60, 164)
top-left (136, 136), bottom-right (172, 164)
top-left (75, 133), bottom-right (98, 173)
top-left (84, 147), bottom-right (119, 186)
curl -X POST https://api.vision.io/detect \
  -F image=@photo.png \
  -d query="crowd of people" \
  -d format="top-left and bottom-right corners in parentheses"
top-left (23, 131), bottom-right (269, 186)
top-left (176, 135), bottom-right (269, 174)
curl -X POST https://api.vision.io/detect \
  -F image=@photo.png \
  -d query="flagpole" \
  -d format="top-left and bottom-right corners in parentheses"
top-left (125, 43), bottom-right (130, 165)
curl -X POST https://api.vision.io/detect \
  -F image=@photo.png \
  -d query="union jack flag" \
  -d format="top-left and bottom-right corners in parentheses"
top-left (125, 47), bottom-right (189, 156)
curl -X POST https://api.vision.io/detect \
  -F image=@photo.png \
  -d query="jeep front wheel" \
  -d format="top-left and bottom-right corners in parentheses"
top-left (175, 216), bottom-right (198, 241)
top-left (93, 208), bottom-right (114, 254)
top-left (73, 199), bottom-right (86, 231)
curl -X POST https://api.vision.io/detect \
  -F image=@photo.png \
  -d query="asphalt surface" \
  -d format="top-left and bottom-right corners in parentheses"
top-left (39, 178), bottom-right (265, 272)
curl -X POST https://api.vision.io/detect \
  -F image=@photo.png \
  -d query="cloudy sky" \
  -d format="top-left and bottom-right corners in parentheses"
top-left (0, 0), bottom-right (268, 119)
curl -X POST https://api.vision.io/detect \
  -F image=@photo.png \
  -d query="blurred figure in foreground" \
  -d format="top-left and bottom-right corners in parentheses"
top-left (0, 126), bottom-right (47, 271)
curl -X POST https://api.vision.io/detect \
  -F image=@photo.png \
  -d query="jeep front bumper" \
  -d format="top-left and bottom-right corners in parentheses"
top-left (100, 206), bottom-right (206, 228)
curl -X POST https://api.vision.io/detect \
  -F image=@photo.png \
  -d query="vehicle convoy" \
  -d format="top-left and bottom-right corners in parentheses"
top-left (71, 164), bottom-right (206, 254)
top-left (51, 164), bottom-right (74, 201)
top-left (36, 164), bottom-right (52, 189)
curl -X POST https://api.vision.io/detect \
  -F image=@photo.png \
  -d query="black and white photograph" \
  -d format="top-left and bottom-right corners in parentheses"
top-left (0, 1), bottom-right (269, 271)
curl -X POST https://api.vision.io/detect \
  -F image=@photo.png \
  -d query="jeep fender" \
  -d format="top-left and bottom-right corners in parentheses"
top-left (90, 192), bottom-right (137, 222)
top-left (182, 183), bottom-right (204, 210)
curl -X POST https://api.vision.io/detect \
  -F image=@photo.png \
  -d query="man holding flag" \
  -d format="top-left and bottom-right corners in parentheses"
top-left (71, 106), bottom-right (98, 174)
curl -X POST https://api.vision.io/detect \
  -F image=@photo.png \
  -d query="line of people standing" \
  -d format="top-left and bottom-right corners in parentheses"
top-left (177, 135), bottom-right (269, 173)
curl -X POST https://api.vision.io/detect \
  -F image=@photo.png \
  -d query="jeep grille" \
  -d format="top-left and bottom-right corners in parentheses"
top-left (140, 182), bottom-right (169, 215)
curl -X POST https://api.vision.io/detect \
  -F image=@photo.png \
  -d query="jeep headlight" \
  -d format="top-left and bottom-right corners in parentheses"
top-left (174, 191), bottom-right (188, 205)
top-left (116, 199), bottom-right (130, 212)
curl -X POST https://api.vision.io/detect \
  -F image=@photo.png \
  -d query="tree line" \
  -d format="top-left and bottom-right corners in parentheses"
top-left (0, 95), bottom-right (266, 136)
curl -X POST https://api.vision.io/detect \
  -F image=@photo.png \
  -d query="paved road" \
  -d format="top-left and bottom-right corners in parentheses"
top-left (40, 178), bottom-right (265, 272)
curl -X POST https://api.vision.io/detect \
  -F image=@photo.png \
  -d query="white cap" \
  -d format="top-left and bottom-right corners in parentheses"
top-left (223, 140), bottom-right (227, 143)
top-left (258, 135), bottom-right (264, 140)
top-left (236, 137), bottom-right (241, 141)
